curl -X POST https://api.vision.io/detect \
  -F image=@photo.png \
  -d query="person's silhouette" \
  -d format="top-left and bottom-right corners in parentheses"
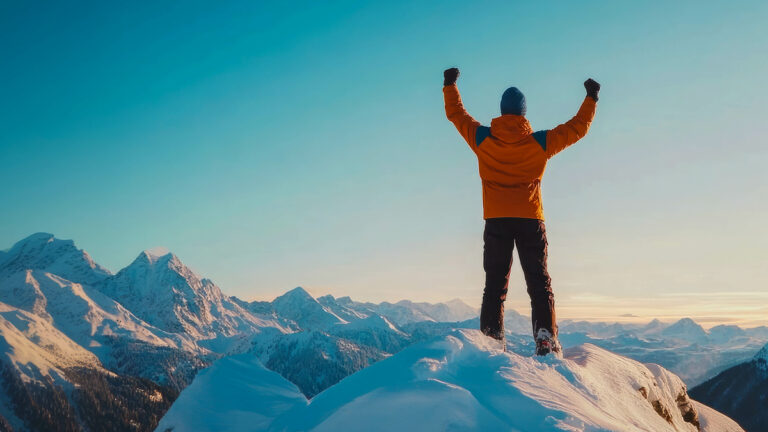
top-left (443, 67), bottom-right (600, 356)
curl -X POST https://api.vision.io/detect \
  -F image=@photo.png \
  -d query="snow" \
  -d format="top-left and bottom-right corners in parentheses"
top-left (158, 329), bottom-right (741, 432)
top-left (316, 295), bottom-right (371, 322)
top-left (340, 313), bottom-right (405, 335)
top-left (0, 269), bottom-right (198, 356)
top-left (271, 287), bottom-right (348, 329)
top-left (691, 401), bottom-right (744, 432)
top-left (660, 318), bottom-right (709, 344)
top-left (143, 246), bottom-right (170, 260)
top-left (0, 233), bottom-right (751, 431)
top-left (504, 308), bottom-right (533, 334)
top-left (708, 325), bottom-right (747, 344)
top-left (154, 353), bottom-right (307, 432)
top-left (0, 303), bottom-right (102, 385)
top-left (313, 295), bottom-right (478, 327)
top-left (529, 317), bottom-right (767, 386)
top-left (393, 298), bottom-right (477, 323)
top-left (96, 250), bottom-right (288, 342)
top-left (0, 233), bottom-right (111, 285)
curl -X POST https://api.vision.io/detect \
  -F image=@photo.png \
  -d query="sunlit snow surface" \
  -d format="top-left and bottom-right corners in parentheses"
top-left (156, 329), bottom-right (742, 432)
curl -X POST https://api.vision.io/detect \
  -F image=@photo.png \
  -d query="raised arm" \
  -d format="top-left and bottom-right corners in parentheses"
top-left (544, 79), bottom-right (600, 159)
top-left (443, 68), bottom-right (481, 151)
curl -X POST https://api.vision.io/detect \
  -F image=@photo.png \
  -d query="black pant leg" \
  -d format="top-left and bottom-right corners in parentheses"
top-left (514, 219), bottom-right (557, 339)
top-left (480, 219), bottom-right (515, 338)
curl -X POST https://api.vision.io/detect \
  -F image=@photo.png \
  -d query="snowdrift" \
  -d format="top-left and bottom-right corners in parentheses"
top-left (156, 329), bottom-right (742, 432)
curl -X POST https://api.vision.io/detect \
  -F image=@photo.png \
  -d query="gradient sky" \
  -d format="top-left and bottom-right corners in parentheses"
top-left (2, 1), bottom-right (767, 326)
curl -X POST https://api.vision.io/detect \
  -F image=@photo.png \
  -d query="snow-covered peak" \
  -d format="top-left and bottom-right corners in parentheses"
top-left (641, 318), bottom-right (668, 333)
top-left (661, 318), bottom-right (708, 343)
top-left (97, 251), bottom-right (281, 341)
top-left (342, 313), bottom-right (404, 335)
top-left (316, 294), bottom-right (372, 322)
top-left (276, 286), bottom-right (315, 302)
top-left (6, 232), bottom-right (55, 248)
top-left (708, 324), bottom-right (747, 344)
top-left (113, 250), bottom-right (207, 300)
top-left (335, 296), bottom-right (353, 304)
top-left (393, 299), bottom-right (477, 322)
top-left (158, 329), bottom-right (743, 431)
top-left (129, 250), bottom-right (185, 273)
top-left (444, 298), bottom-right (479, 317)
top-left (0, 269), bottom-right (196, 356)
top-left (674, 317), bottom-right (700, 327)
top-left (0, 233), bottom-right (111, 285)
top-left (272, 287), bottom-right (347, 330)
top-left (137, 249), bottom-right (174, 266)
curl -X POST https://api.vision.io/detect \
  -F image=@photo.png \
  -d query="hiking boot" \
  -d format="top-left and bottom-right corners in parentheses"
top-left (535, 328), bottom-right (562, 357)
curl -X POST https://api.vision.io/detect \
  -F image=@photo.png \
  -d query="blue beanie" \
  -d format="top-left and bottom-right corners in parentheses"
top-left (500, 87), bottom-right (526, 116)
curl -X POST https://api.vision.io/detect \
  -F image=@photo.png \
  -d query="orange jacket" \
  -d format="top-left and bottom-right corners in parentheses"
top-left (444, 84), bottom-right (597, 220)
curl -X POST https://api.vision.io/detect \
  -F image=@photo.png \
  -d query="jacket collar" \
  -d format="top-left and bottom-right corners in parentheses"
top-left (490, 115), bottom-right (533, 142)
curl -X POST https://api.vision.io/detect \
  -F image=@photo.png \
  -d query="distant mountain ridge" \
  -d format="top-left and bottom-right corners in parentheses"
top-left (0, 233), bottom-right (764, 431)
top-left (557, 316), bottom-right (768, 386)
top-left (690, 342), bottom-right (768, 431)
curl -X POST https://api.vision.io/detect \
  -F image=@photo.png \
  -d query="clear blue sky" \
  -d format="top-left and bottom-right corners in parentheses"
top-left (2, 1), bottom-right (767, 325)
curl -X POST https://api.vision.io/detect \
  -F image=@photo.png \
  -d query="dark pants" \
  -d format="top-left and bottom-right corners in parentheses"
top-left (480, 217), bottom-right (557, 340)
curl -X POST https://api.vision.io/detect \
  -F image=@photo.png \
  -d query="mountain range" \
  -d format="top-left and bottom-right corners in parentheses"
top-left (0, 233), bottom-right (764, 431)
top-left (0, 233), bottom-right (479, 430)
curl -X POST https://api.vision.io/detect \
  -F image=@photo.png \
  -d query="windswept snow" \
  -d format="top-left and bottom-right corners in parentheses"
top-left (155, 354), bottom-right (307, 432)
top-left (690, 401), bottom-right (744, 432)
top-left (157, 329), bottom-right (740, 432)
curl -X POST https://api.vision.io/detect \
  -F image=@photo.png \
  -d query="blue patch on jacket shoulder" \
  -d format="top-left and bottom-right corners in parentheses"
top-left (532, 130), bottom-right (548, 150)
top-left (476, 126), bottom-right (491, 147)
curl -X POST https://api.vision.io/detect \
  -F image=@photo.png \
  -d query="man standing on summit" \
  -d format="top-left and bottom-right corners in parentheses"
top-left (443, 67), bottom-right (600, 356)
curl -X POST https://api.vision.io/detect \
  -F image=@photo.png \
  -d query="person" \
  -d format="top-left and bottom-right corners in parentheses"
top-left (443, 67), bottom-right (599, 356)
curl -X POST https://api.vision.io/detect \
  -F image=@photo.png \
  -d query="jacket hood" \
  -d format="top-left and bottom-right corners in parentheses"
top-left (490, 115), bottom-right (533, 143)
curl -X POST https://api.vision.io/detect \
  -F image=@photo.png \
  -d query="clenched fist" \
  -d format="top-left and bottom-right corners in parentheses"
top-left (584, 78), bottom-right (600, 101)
top-left (444, 68), bottom-right (460, 86)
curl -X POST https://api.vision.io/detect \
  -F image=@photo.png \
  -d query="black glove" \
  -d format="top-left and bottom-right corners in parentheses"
top-left (584, 78), bottom-right (600, 101)
top-left (444, 68), bottom-right (459, 86)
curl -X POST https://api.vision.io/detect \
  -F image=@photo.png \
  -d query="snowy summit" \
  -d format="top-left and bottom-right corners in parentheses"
top-left (156, 329), bottom-right (742, 432)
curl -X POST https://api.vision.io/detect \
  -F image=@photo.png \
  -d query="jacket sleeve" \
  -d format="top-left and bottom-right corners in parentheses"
top-left (545, 97), bottom-right (597, 159)
top-left (443, 84), bottom-right (481, 151)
